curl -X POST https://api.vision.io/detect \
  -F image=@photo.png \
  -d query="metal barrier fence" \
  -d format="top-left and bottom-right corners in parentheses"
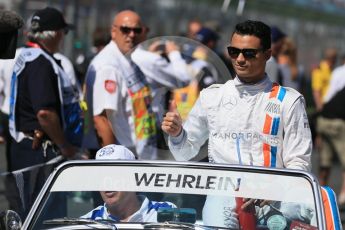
top-left (2, 0), bottom-right (345, 70)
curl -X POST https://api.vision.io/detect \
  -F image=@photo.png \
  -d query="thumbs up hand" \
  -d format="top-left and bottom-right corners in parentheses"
top-left (168, 99), bottom-right (178, 113)
top-left (161, 100), bottom-right (183, 137)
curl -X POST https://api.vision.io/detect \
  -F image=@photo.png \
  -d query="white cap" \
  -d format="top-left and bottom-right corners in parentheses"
top-left (95, 144), bottom-right (136, 160)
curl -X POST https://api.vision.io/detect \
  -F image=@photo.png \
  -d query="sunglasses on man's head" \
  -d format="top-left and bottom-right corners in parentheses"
top-left (117, 26), bottom-right (143, 34)
top-left (227, 46), bottom-right (263, 59)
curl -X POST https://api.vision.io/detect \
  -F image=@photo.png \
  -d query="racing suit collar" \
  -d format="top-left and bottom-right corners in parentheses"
top-left (234, 75), bottom-right (271, 95)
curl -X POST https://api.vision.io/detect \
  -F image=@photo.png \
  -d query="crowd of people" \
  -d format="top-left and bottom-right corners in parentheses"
top-left (0, 5), bottom-right (344, 226)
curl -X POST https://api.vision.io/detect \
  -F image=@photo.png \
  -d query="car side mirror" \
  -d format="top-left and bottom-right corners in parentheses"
top-left (157, 208), bottom-right (196, 224)
top-left (0, 210), bottom-right (22, 230)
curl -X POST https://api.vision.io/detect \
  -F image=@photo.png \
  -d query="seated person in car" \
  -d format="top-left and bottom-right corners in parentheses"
top-left (81, 145), bottom-right (176, 222)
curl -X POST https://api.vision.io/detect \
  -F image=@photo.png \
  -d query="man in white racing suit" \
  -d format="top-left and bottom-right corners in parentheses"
top-left (81, 144), bottom-right (176, 222)
top-left (162, 20), bottom-right (313, 229)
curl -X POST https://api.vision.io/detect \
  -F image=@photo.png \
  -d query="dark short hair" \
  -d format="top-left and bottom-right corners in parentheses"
top-left (232, 20), bottom-right (271, 50)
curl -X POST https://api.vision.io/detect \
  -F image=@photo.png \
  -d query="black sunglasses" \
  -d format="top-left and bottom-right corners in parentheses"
top-left (227, 46), bottom-right (264, 59)
top-left (117, 26), bottom-right (143, 34)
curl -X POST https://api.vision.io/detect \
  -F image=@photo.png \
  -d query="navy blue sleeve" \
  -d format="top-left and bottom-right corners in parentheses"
top-left (26, 55), bottom-right (61, 114)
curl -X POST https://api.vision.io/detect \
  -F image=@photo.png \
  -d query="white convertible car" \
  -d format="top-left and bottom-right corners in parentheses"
top-left (2, 160), bottom-right (342, 230)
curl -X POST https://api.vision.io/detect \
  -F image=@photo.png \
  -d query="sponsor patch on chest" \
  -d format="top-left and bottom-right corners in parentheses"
top-left (264, 99), bottom-right (281, 116)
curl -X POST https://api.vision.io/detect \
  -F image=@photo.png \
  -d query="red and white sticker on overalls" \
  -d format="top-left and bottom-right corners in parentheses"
top-left (104, 80), bottom-right (117, 94)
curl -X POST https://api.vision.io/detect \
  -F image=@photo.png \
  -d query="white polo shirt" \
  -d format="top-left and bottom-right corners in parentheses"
top-left (86, 41), bottom-right (135, 150)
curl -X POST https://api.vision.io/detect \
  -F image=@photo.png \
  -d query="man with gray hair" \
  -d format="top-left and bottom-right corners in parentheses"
top-left (8, 7), bottom-right (82, 217)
